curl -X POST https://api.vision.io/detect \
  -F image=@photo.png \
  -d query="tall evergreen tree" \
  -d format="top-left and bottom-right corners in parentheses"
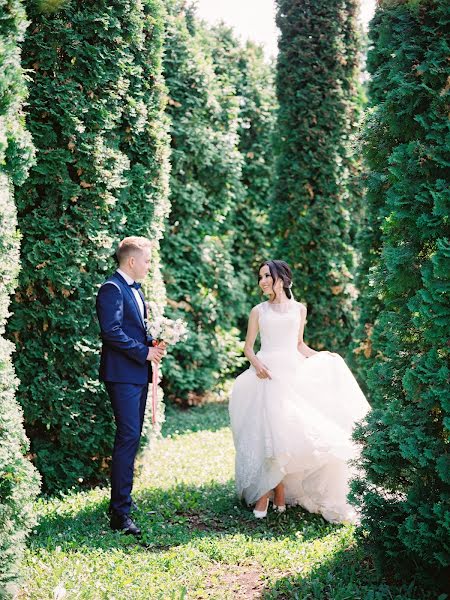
top-left (350, 0), bottom-right (450, 582)
top-left (0, 0), bottom-right (40, 594)
top-left (7, 0), bottom-right (170, 492)
top-left (352, 19), bottom-right (393, 389)
top-left (272, 0), bottom-right (362, 353)
top-left (161, 2), bottom-right (245, 404)
top-left (207, 25), bottom-right (277, 330)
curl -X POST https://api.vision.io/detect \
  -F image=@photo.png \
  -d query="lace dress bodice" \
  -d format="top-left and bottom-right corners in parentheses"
top-left (257, 300), bottom-right (302, 353)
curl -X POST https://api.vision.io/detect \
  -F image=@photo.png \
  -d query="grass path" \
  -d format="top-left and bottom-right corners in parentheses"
top-left (21, 403), bottom-right (436, 599)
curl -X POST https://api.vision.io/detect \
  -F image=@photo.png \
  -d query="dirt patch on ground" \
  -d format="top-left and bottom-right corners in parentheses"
top-left (185, 512), bottom-right (227, 532)
top-left (202, 562), bottom-right (266, 599)
top-left (187, 513), bottom-right (213, 531)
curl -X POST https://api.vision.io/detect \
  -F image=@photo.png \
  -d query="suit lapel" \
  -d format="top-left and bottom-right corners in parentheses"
top-left (114, 272), bottom-right (146, 330)
top-left (138, 289), bottom-right (147, 319)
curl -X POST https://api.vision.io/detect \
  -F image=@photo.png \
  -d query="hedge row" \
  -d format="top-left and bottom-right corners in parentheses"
top-left (350, 0), bottom-right (450, 583)
top-left (161, 4), bottom-right (276, 403)
top-left (7, 0), bottom-right (170, 492)
top-left (272, 0), bottom-right (363, 353)
top-left (0, 0), bottom-right (40, 595)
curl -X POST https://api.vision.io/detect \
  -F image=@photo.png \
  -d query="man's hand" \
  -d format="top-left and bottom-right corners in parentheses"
top-left (147, 346), bottom-right (166, 363)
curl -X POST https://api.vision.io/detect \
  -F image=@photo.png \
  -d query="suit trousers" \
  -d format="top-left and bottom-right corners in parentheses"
top-left (105, 382), bottom-right (148, 516)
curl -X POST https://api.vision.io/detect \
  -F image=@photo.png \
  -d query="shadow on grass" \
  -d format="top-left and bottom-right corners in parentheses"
top-left (161, 401), bottom-right (231, 438)
top-left (29, 479), bottom-right (341, 554)
top-left (263, 544), bottom-right (444, 600)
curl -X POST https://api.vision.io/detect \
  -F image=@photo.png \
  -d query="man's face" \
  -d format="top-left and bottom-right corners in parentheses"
top-left (130, 247), bottom-right (152, 281)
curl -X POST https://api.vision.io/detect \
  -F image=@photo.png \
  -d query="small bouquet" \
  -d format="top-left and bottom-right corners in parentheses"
top-left (145, 302), bottom-right (188, 425)
top-left (145, 313), bottom-right (188, 346)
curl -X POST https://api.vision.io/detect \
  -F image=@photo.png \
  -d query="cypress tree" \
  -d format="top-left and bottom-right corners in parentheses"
top-left (207, 25), bottom-right (277, 330)
top-left (7, 0), bottom-right (169, 492)
top-left (352, 17), bottom-right (393, 389)
top-left (350, 0), bottom-right (450, 582)
top-left (161, 2), bottom-right (245, 404)
top-left (0, 0), bottom-right (40, 594)
top-left (272, 0), bottom-right (362, 352)
top-left (233, 42), bottom-right (277, 328)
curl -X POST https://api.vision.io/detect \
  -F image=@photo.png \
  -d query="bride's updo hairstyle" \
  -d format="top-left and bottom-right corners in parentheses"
top-left (259, 260), bottom-right (293, 300)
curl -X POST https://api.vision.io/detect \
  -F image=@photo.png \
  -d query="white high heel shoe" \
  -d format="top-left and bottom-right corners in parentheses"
top-left (253, 498), bottom-right (270, 519)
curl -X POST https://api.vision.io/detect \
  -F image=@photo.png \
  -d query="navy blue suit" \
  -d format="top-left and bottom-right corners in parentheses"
top-left (96, 271), bottom-right (153, 516)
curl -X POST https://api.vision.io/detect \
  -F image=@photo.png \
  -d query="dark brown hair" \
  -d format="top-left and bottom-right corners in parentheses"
top-left (258, 260), bottom-right (293, 300)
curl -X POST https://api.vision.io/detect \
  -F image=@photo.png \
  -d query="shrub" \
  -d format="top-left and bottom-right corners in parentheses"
top-left (0, 0), bottom-right (40, 595)
top-left (207, 25), bottom-right (277, 332)
top-left (160, 2), bottom-right (245, 404)
top-left (7, 0), bottom-right (169, 492)
top-left (272, 0), bottom-right (363, 353)
top-left (350, 0), bottom-right (450, 583)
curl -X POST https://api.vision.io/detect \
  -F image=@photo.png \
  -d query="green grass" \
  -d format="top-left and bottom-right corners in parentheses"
top-left (21, 402), bottom-right (442, 599)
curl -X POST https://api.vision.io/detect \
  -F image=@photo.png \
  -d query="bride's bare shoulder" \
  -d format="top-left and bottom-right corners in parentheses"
top-left (250, 302), bottom-right (266, 315)
top-left (254, 301), bottom-right (266, 310)
top-left (296, 301), bottom-right (307, 314)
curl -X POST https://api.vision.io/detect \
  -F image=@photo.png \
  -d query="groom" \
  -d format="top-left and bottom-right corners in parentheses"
top-left (96, 236), bottom-right (165, 535)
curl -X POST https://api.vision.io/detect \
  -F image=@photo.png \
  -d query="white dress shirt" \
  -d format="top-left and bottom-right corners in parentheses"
top-left (116, 269), bottom-right (145, 321)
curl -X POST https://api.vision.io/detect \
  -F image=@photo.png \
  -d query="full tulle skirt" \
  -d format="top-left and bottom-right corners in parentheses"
top-left (229, 350), bottom-right (370, 524)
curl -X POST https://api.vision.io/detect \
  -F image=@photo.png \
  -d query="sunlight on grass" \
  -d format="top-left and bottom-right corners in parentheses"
top-left (21, 403), bottom-right (437, 599)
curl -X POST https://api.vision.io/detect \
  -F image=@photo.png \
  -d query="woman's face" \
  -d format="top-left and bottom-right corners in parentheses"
top-left (259, 264), bottom-right (279, 296)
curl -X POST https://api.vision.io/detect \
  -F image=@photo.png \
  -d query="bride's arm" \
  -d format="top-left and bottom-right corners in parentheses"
top-left (297, 304), bottom-right (318, 358)
top-left (244, 307), bottom-right (272, 379)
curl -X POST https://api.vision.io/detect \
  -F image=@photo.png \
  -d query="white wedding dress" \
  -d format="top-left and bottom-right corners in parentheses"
top-left (229, 299), bottom-right (370, 524)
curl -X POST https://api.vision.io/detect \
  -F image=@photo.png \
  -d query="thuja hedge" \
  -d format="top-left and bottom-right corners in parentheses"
top-left (7, 0), bottom-right (169, 492)
top-left (0, 0), bottom-right (40, 595)
top-left (350, 0), bottom-right (450, 583)
top-left (207, 25), bottom-right (277, 332)
top-left (233, 42), bottom-right (276, 323)
top-left (272, 0), bottom-right (362, 353)
top-left (352, 19), bottom-right (396, 390)
top-left (161, 2), bottom-right (245, 404)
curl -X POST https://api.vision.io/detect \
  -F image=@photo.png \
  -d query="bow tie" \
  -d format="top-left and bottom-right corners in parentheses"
top-left (129, 281), bottom-right (141, 290)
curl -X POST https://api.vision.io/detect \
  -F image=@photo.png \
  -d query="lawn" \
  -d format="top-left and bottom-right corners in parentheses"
top-left (20, 402), bottom-right (439, 599)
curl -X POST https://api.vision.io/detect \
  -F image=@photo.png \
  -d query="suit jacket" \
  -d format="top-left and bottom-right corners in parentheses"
top-left (96, 271), bottom-right (152, 384)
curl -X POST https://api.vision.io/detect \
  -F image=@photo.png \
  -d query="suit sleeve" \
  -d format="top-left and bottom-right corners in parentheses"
top-left (96, 283), bottom-right (149, 365)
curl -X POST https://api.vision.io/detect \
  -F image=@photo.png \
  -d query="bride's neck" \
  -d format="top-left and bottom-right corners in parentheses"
top-left (269, 291), bottom-right (289, 304)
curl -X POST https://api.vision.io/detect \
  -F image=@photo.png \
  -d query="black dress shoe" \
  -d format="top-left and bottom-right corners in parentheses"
top-left (110, 513), bottom-right (141, 536)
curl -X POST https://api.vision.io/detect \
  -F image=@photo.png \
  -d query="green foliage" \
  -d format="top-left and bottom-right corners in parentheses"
top-left (206, 25), bottom-right (277, 330)
top-left (233, 43), bottom-right (276, 321)
top-left (350, 0), bottom-right (450, 582)
top-left (161, 9), bottom-right (276, 404)
top-left (352, 19), bottom-right (400, 388)
top-left (0, 0), bottom-right (35, 185)
top-left (272, 0), bottom-right (363, 353)
top-left (0, 1), bottom-right (40, 596)
top-left (36, 0), bottom-right (67, 13)
top-left (7, 0), bottom-right (170, 492)
top-left (160, 2), bottom-right (247, 404)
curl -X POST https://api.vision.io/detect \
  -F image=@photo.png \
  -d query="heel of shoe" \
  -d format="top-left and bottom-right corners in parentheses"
top-left (253, 498), bottom-right (269, 519)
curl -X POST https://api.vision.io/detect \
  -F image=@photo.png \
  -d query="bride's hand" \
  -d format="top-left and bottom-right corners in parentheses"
top-left (255, 362), bottom-right (272, 380)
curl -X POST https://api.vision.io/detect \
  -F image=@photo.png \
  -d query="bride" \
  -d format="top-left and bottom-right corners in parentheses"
top-left (229, 260), bottom-right (370, 523)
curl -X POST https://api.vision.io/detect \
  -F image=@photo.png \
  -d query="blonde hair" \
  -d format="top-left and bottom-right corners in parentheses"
top-left (116, 236), bottom-right (152, 264)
